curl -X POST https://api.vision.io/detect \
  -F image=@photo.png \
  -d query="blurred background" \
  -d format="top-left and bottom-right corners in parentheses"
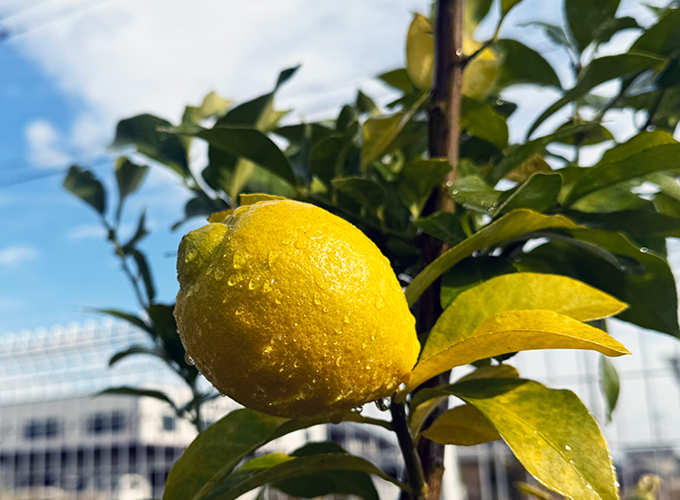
top-left (1, 0), bottom-right (680, 499)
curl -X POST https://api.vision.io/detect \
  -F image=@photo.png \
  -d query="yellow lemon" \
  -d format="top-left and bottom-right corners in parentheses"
top-left (174, 199), bottom-right (419, 418)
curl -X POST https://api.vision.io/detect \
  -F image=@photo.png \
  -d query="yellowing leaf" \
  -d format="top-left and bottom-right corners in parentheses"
top-left (406, 14), bottom-right (434, 90)
top-left (506, 154), bottom-right (552, 183)
top-left (515, 482), bottom-right (555, 500)
top-left (462, 37), bottom-right (500, 100)
top-left (421, 404), bottom-right (500, 445)
top-left (208, 209), bottom-right (235, 223)
top-left (405, 310), bottom-right (629, 393)
top-left (424, 273), bottom-right (627, 360)
top-left (453, 379), bottom-right (619, 500)
top-left (456, 363), bottom-right (519, 383)
top-left (401, 273), bottom-right (628, 394)
top-left (240, 193), bottom-right (288, 206)
top-left (409, 396), bottom-right (447, 437)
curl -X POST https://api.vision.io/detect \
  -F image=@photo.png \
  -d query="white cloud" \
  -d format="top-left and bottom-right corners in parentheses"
top-left (0, 245), bottom-right (39, 268)
top-left (11, 0), bottom-right (428, 161)
top-left (24, 119), bottom-right (71, 168)
top-left (66, 223), bottom-right (106, 241)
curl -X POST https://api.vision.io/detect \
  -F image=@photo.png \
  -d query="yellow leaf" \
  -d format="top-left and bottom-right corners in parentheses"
top-left (462, 37), bottom-right (500, 100)
top-left (239, 193), bottom-right (288, 206)
top-left (506, 154), bottom-right (552, 183)
top-left (406, 14), bottom-right (434, 91)
top-left (409, 396), bottom-right (447, 437)
top-left (208, 209), bottom-right (234, 223)
top-left (405, 309), bottom-right (629, 393)
top-left (514, 482), bottom-right (555, 500)
top-left (456, 363), bottom-right (519, 383)
top-left (421, 404), bottom-right (500, 445)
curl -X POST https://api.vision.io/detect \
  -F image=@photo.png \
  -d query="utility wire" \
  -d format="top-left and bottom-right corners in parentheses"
top-left (0, 0), bottom-right (110, 42)
top-left (0, 158), bottom-right (111, 189)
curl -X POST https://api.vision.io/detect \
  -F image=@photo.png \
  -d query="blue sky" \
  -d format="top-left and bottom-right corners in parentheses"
top-left (0, 0), bottom-right (665, 334)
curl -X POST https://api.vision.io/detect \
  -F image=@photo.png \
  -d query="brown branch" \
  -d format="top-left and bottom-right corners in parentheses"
top-left (417, 0), bottom-right (464, 499)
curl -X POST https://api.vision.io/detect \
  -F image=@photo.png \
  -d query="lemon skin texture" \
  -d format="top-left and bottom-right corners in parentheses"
top-left (174, 200), bottom-right (419, 418)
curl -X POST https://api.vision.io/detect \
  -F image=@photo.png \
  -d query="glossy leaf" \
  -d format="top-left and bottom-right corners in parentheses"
top-left (630, 8), bottom-right (680, 57)
top-left (456, 364), bottom-right (520, 383)
top-left (449, 175), bottom-right (500, 213)
top-left (414, 212), bottom-right (467, 246)
top-left (564, 209), bottom-right (680, 239)
top-left (506, 154), bottom-right (552, 183)
top-left (521, 232), bottom-right (679, 337)
top-left (164, 409), bottom-right (303, 500)
top-left (405, 209), bottom-right (581, 307)
top-left (421, 404), bottom-right (500, 445)
top-left (98, 386), bottom-right (178, 412)
top-left (600, 130), bottom-right (676, 164)
top-left (527, 54), bottom-right (662, 138)
top-left (565, 0), bottom-right (620, 51)
top-left (360, 93), bottom-right (426, 170)
top-left (493, 39), bottom-right (561, 89)
top-left (405, 273), bottom-right (628, 392)
top-left (195, 126), bottom-right (298, 186)
top-left (113, 114), bottom-right (189, 177)
top-left (332, 177), bottom-right (386, 214)
top-left (199, 453), bottom-right (407, 500)
top-left (440, 256), bottom-right (518, 308)
top-left (461, 96), bottom-right (509, 148)
top-left (600, 356), bottom-right (620, 424)
top-left (406, 14), bottom-right (434, 90)
top-left (452, 379), bottom-right (619, 500)
top-left (495, 172), bottom-right (562, 216)
top-left (63, 166), bottom-right (107, 215)
top-left (273, 442), bottom-right (379, 500)
top-left (398, 159), bottom-right (451, 217)
top-left (564, 143), bottom-right (680, 206)
top-left (115, 157), bottom-right (148, 205)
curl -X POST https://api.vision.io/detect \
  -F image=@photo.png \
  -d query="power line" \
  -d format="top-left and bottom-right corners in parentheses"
top-left (0, 158), bottom-right (111, 189)
top-left (0, 0), bottom-right (111, 43)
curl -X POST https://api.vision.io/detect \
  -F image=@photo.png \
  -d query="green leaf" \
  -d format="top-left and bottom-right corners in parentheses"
top-left (360, 93), bottom-right (427, 170)
top-left (440, 256), bottom-right (518, 308)
top-left (452, 379), bottom-right (619, 500)
top-left (91, 308), bottom-right (153, 335)
top-left (404, 273), bottom-right (628, 392)
top-left (356, 91), bottom-right (379, 115)
top-left (495, 172), bottom-right (562, 216)
top-left (600, 130), bottom-right (676, 164)
top-left (414, 212), bottom-right (467, 246)
top-left (108, 345), bottom-right (165, 366)
top-left (274, 65), bottom-right (300, 91)
top-left (114, 157), bottom-right (148, 205)
top-left (488, 124), bottom-right (595, 184)
top-left (522, 21), bottom-right (573, 50)
top-left (422, 404), bottom-right (500, 445)
top-left (406, 14), bottom-right (434, 91)
top-left (493, 39), bottom-right (562, 89)
top-left (405, 209), bottom-right (581, 306)
top-left (130, 249), bottom-right (155, 303)
top-left (465, 0), bottom-right (494, 34)
top-left (121, 211), bottom-right (149, 254)
top-left (182, 91), bottom-right (231, 125)
top-left (195, 126), bottom-right (298, 186)
top-left (553, 121), bottom-right (614, 146)
top-left (600, 356), bottom-right (620, 424)
top-left (63, 166), bottom-right (107, 215)
top-left (501, 0), bottom-right (523, 15)
top-left (164, 410), bottom-right (292, 500)
top-left (449, 175), bottom-right (500, 213)
top-left (564, 143), bottom-right (680, 206)
top-left (630, 8), bottom-right (680, 57)
top-left (377, 68), bottom-right (416, 94)
top-left (521, 233), bottom-right (679, 337)
top-left (199, 453), bottom-right (406, 500)
top-left (113, 114), bottom-right (189, 177)
top-left (461, 96), bottom-right (509, 148)
top-left (527, 53), bottom-right (663, 138)
top-left (505, 154), bottom-right (552, 183)
top-left (565, 0), bottom-right (620, 51)
top-left (332, 177), bottom-right (386, 214)
top-left (273, 443), bottom-right (379, 500)
top-left (98, 386), bottom-right (178, 412)
top-left (594, 16), bottom-right (640, 45)
top-left (515, 482), bottom-right (555, 500)
top-left (397, 158), bottom-right (451, 217)
top-left (564, 209), bottom-right (680, 239)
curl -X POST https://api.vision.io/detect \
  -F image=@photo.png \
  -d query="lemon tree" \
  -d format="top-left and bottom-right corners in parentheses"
top-left (62, 1), bottom-right (680, 499)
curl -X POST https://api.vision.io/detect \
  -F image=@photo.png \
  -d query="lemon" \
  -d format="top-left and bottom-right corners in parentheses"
top-left (174, 199), bottom-right (419, 418)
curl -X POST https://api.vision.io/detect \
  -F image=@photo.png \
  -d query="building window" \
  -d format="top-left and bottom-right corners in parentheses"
top-left (162, 416), bottom-right (175, 432)
top-left (23, 418), bottom-right (61, 440)
top-left (86, 412), bottom-right (127, 435)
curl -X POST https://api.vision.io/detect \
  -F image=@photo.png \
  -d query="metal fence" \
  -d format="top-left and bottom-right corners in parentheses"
top-left (1, 318), bottom-right (679, 499)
